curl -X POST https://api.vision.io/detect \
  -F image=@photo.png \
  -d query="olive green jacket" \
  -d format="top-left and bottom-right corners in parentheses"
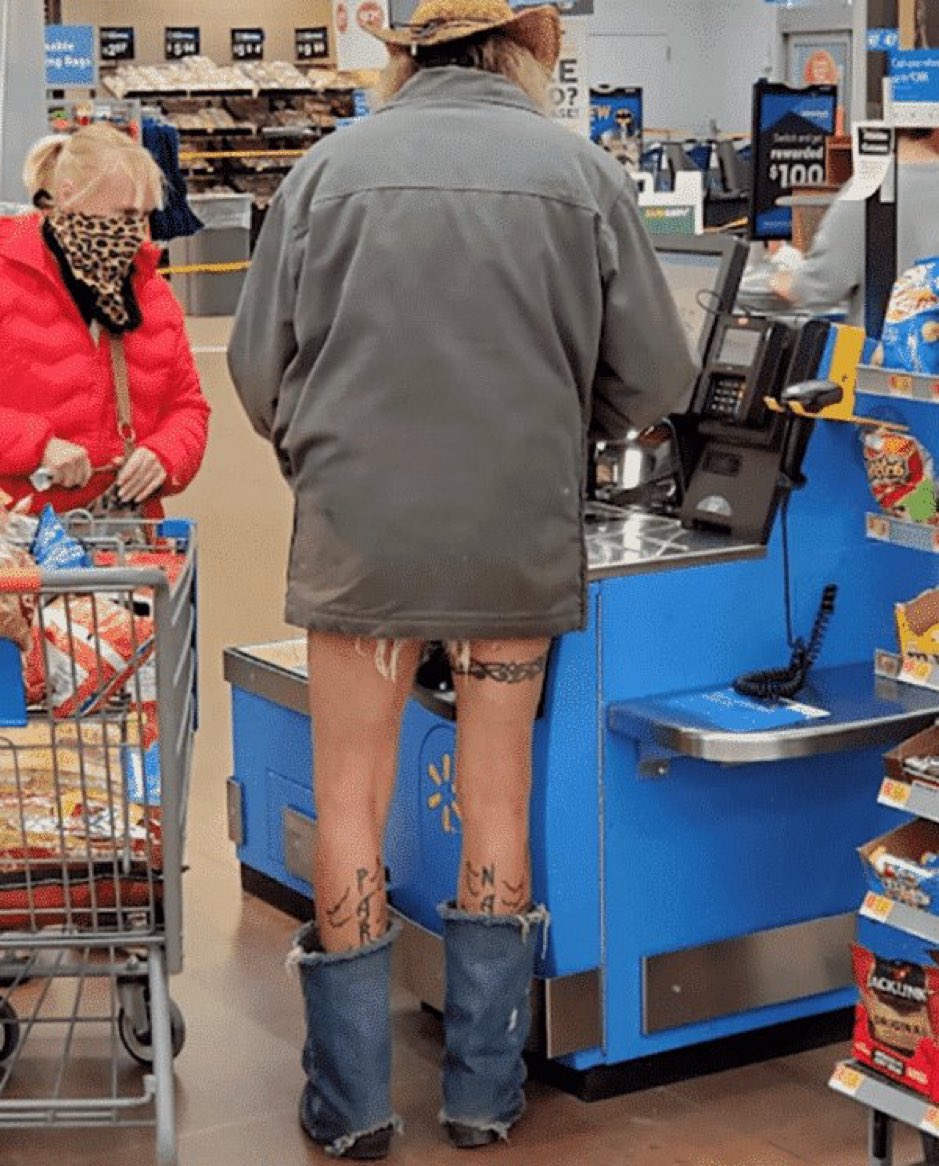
top-left (228, 67), bottom-right (697, 637)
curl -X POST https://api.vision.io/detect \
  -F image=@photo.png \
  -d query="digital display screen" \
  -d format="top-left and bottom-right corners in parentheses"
top-left (717, 327), bottom-right (761, 368)
top-left (656, 252), bottom-right (723, 353)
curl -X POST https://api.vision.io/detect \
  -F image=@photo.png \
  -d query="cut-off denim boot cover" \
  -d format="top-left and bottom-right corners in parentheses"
top-left (438, 902), bottom-right (550, 1148)
top-left (287, 919), bottom-right (403, 1160)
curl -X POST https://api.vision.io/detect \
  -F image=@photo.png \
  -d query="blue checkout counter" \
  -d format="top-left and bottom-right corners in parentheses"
top-left (224, 399), bottom-right (939, 1098)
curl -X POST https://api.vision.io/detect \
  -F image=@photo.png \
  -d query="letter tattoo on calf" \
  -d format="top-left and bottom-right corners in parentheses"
top-left (463, 863), bottom-right (529, 914)
top-left (324, 857), bottom-right (385, 941)
top-left (355, 856), bottom-right (385, 943)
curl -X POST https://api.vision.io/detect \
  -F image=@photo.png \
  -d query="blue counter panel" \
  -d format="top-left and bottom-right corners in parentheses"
top-left (386, 594), bottom-right (603, 978)
top-left (231, 688), bottom-right (314, 899)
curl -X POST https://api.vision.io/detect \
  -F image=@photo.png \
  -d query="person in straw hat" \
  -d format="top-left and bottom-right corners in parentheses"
top-left (228, 0), bottom-right (697, 1157)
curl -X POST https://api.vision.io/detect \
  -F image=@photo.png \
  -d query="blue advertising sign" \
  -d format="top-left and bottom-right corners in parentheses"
top-left (590, 87), bottom-right (643, 175)
top-left (749, 79), bottom-right (838, 241)
top-left (890, 49), bottom-right (939, 112)
top-left (45, 24), bottom-right (96, 87)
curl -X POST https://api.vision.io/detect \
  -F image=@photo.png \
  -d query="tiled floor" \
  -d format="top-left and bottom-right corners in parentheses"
top-left (2, 314), bottom-right (929, 1165)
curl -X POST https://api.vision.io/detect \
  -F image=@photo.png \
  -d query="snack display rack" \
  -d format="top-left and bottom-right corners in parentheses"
top-left (825, 344), bottom-right (939, 1162)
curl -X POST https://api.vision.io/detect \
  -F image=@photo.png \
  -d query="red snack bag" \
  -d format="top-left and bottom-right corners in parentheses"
top-left (30, 596), bottom-right (154, 718)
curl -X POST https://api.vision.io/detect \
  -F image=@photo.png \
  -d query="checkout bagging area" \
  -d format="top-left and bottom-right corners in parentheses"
top-left (223, 209), bottom-right (939, 1127)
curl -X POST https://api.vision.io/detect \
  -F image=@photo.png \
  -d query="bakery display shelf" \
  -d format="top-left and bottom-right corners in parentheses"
top-left (879, 776), bottom-right (939, 822)
top-left (856, 366), bottom-right (939, 405)
top-left (260, 125), bottom-right (318, 137)
top-left (176, 126), bottom-right (255, 137)
top-left (866, 514), bottom-right (939, 554)
top-left (859, 890), bottom-right (939, 944)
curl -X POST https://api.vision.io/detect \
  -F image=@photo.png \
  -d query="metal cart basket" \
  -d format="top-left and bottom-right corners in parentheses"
top-left (0, 515), bottom-right (196, 1166)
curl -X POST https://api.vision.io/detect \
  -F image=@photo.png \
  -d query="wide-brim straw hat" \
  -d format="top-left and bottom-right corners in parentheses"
top-left (366, 0), bottom-right (562, 72)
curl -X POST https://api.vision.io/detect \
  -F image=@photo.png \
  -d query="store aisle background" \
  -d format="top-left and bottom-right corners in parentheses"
top-left (5, 316), bottom-right (924, 1166)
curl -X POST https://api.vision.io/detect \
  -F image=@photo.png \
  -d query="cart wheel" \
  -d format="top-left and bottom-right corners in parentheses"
top-left (923, 1132), bottom-right (939, 1166)
top-left (0, 998), bottom-right (19, 1065)
top-left (118, 998), bottom-right (186, 1066)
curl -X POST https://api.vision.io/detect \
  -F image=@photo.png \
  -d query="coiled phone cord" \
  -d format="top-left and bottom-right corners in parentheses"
top-left (733, 495), bottom-right (838, 702)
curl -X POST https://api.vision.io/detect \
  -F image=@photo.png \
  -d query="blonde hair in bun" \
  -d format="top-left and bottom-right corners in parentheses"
top-left (23, 123), bottom-right (163, 211)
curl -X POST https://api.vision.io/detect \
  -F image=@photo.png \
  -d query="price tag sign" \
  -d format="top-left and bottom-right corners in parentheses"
top-left (232, 28), bottom-right (265, 61)
top-left (749, 80), bottom-right (838, 240)
top-left (165, 27), bottom-right (200, 60)
top-left (889, 373), bottom-right (914, 396)
top-left (880, 778), bottom-right (912, 808)
top-left (100, 27), bottom-right (135, 62)
top-left (922, 1106), bottom-right (939, 1136)
top-left (861, 891), bottom-right (895, 922)
top-left (295, 26), bottom-right (330, 61)
top-left (830, 1062), bottom-right (864, 1095)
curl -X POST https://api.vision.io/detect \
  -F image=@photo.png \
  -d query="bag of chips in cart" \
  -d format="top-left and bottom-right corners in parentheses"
top-left (23, 595), bottom-right (154, 717)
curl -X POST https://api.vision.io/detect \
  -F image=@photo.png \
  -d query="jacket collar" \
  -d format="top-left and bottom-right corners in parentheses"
top-left (376, 66), bottom-right (543, 118)
top-left (0, 212), bottom-right (161, 281)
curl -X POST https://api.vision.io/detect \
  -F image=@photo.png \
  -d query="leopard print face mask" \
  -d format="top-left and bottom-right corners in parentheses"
top-left (45, 210), bottom-right (148, 332)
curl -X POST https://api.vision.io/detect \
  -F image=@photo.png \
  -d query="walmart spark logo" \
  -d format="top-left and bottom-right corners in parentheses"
top-left (426, 753), bottom-right (461, 835)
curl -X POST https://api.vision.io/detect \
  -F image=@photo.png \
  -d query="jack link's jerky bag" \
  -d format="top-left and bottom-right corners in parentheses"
top-left (863, 427), bottom-right (938, 524)
top-left (880, 258), bottom-right (939, 375)
top-left (852, 943), bottom-right (939, 1095)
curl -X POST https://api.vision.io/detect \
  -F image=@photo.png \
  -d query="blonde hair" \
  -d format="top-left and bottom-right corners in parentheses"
top-left (374, 32), bottom-right (552, 111)
top-left (23, 123), bottom-right (164, 211)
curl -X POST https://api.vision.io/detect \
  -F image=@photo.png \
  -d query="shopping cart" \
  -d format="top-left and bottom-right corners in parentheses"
top-left (0, 514), bottom-right (197, 1166)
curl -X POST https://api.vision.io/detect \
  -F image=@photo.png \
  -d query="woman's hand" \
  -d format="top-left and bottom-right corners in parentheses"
top-left (117, 448), bottom-right (167, 503)
top-left (40, 437), bottom-right (92, 488)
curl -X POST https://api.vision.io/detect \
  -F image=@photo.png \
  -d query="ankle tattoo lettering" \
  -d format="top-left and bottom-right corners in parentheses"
top-left (355, 857), bottom-right (385, 943)
top-left (324, 857), bottom-right (385, 939)
top-left (462, 863), bottom-right (529, 914)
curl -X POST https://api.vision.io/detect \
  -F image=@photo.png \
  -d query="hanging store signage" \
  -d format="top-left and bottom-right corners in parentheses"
top-left (549, 24), bottom-right (589, 137)
top-left (889, 49), bottom-right (939, 127)
top-left (232, 28), bottom-right (265, 62)
top-left (165, 27), bottom-right (201, 61)
top-left (99, 27), bottom-right (135, 63)
top-left (45, 24), bottom-right (96, 87)
top-left (333, 0), bottom-right (389, 71)
top-left (295, 27), bottom-right (330, 61)
top-left (590, 86), bottom-right (643, 175)
top-left (749, 79), bottom-right (838, 241)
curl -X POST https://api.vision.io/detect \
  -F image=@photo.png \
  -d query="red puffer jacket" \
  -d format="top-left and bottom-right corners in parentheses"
top-left (0, 214), bottom-right (209, 514)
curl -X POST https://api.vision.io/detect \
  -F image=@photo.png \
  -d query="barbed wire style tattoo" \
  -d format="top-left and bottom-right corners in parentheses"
top-left (451, 652), bottom-right (549, 683)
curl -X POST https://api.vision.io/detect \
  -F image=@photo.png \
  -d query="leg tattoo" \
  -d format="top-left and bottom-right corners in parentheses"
top-left (462, 862), bottom-right (529, 915)
top-left (450, 652), bottom-right (548, 684)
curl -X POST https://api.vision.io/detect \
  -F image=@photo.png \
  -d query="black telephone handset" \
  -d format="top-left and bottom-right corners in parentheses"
top-left (695, 315), bottom-right (797, 443)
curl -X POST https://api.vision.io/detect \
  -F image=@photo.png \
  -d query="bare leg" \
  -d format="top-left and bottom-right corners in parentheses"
top-left (307, 633), bottom-right (422, 952)
top-left (450, 638), bottom-right (550, 915)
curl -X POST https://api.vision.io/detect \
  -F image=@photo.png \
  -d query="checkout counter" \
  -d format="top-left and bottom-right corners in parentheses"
top-left (223, 235), bottom-right (939, 1097)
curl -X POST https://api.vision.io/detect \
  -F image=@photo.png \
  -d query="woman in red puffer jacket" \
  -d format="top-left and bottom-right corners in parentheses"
top-left (0, 123), bottom-right (209, 516)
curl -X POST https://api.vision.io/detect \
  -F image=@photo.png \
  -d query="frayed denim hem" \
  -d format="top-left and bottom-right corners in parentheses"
top-left (324, 1116), bottom-right (404, 1158)
top-left (437, 901), bottom-right (550, 956)
top-left (285, 919), bottom-right (403, 973)
top-left (437, 1108), bottom-right (517, 1142)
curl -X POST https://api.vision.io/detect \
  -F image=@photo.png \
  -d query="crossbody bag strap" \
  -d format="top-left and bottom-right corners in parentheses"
top-left (107, 333), bottom-right (136, 462)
